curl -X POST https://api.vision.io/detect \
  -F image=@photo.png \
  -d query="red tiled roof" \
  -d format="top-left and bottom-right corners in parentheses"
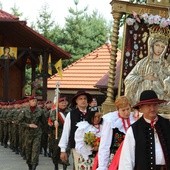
top-left (95, 59), bottom-right (121, 89)
top-left (48, 44), bottom-right (121, 89)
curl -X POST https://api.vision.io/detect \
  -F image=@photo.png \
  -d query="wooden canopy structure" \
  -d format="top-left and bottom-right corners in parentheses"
top-left (0, 10), bottom-right (71, 101)
top-left (102, 0), bottom-right (170, 113)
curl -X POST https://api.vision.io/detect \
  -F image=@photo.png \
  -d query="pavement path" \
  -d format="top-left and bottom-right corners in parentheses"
top-left (0, 145), bottom-right (73, 170)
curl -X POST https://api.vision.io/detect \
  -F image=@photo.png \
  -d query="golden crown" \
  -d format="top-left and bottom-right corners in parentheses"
top-left (148, 25), bottom-right (170, 41)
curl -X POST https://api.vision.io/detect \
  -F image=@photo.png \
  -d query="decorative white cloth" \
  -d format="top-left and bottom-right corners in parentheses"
top-left (75, 121), bottom-right (102, 160)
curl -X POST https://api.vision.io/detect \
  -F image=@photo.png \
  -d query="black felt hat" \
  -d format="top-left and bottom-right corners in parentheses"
top-left (133, 90), bottom-right (166, 109)
top-left (72, 90), bottom-right (92, 106)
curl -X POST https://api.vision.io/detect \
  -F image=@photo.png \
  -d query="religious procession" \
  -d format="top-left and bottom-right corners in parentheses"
top-left (0, 0), bottom-right (170, 170)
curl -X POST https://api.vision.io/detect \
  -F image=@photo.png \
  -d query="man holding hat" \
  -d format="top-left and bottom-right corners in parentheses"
top-left (119, 90), bottom-right (170, 170)
top-left (59, 90), bottom-right (92, 170)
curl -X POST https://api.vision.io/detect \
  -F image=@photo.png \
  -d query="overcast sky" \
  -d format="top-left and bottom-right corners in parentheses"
top-left (0, 0), bottom-right (113, 27)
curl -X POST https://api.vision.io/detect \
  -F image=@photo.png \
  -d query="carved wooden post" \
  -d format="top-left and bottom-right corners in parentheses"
top-left (3, 60), bottom-right (10, 101)
top-left (32, 62), bottom-right (36, 96)
top-left (102, 12), bottom-right (122, 114)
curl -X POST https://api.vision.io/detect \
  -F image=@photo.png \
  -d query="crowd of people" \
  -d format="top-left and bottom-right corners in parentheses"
top-left (0, 88), bottom-right (170, 170)
top-left (0, 87), bottom-right (170, 170)
top-left (0, 94), bottom-right (70, 170)
top-left (1, 10), bottom-right (170, 170)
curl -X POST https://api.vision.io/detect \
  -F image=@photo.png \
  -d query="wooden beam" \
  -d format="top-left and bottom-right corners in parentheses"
top-left (9, 50), bottom-right (26, 67)
top-left (42, 51), bottom-right (48, 101)
top-left (111, 0), bottom-right (169, 18)
top-left (3, 60), bottom-right (10, 101)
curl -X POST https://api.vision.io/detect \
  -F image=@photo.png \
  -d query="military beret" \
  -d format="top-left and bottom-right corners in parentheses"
top-left (59, 97), bottom-right (67, 103)
top-left (45, 100), bottom-right (52, 104)
top-left (29, 96), bottom-right (37, 101)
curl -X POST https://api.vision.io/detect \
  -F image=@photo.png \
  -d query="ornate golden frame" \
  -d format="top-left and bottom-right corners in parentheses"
top-left (102, 0), bottom-right (170, 114)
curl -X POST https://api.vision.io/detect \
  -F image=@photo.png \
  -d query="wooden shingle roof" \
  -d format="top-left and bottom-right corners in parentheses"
top-left (0, 10), bottom-right (19, 20)
top-left (48, 44), bottom-right (121, 90)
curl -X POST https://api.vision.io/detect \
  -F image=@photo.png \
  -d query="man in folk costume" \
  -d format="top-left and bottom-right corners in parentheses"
top-left (48, 96), bottom-right (70, 170)
top-left (119, 90), bottom-right (170, 170)
top-left (59, 90), bottom-right (92, 170)
top-left (97, 96), bottom-right (136, 170)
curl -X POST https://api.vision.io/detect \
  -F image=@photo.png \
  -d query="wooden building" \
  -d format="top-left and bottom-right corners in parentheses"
top-left (0, 10), bottom-right (70, 102)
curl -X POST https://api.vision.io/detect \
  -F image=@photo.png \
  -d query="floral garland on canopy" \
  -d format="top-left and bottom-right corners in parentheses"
top-left (126, 12), bottom-right (170, 28)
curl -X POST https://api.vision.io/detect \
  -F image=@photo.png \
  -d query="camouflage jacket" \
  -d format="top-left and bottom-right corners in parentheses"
top-left (18, 106), bottom-right (47, 136)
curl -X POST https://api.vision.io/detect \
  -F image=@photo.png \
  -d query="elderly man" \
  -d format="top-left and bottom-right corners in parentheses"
top-left (119, 90), bottom-right (170, 170)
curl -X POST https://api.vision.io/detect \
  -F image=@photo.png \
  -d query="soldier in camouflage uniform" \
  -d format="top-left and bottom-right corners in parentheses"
top-left (18, 96), bottom-right (47, 170)
top-left (40, 100), bottom-right (51, 157)
top-left (2, 103), bottom-right (9, 148)
top-left (0, 102), bottom-right (4, 146)
top-left (38, 100), bottom-right (49, 157)
top-left (8, 102), bottom-right (15, 151)
top-left (12, 100), bottom-right (22, 154)
top-left (19, 98), bottom-right (29, 159)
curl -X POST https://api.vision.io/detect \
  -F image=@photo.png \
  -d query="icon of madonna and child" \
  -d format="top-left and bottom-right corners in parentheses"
top-left (124, 25), bottom-right (170, 111)
top-left (0, 47), bottom-right (17, 60)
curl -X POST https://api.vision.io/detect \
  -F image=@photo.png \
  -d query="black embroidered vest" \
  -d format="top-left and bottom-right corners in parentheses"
top-left (132, 115), bottom-right (170, 170)
top-left (69, 108), bottom-right (88, 148)
top-left (110, 128), bottom-right (125, 154)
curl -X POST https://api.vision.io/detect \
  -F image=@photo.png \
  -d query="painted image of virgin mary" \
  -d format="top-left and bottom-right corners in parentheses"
top-left (0, 47), bottom-right (15, 60)
top-left (124, 25), bottom-right (170, 106)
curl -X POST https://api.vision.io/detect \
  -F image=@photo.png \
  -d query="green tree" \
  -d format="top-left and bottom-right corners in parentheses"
top-left (25, 66), bottom-right (32, 96)
top-left (33, 0), bottom-right (113, 66)
top-left (10, 3), bottom-right (23, 17)
top-left (54, 0), bottom-right (112, 63)
top-left (35, 3), bottom-right (57, 40)
top-left (0, 2), bottom-right (2, 9)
